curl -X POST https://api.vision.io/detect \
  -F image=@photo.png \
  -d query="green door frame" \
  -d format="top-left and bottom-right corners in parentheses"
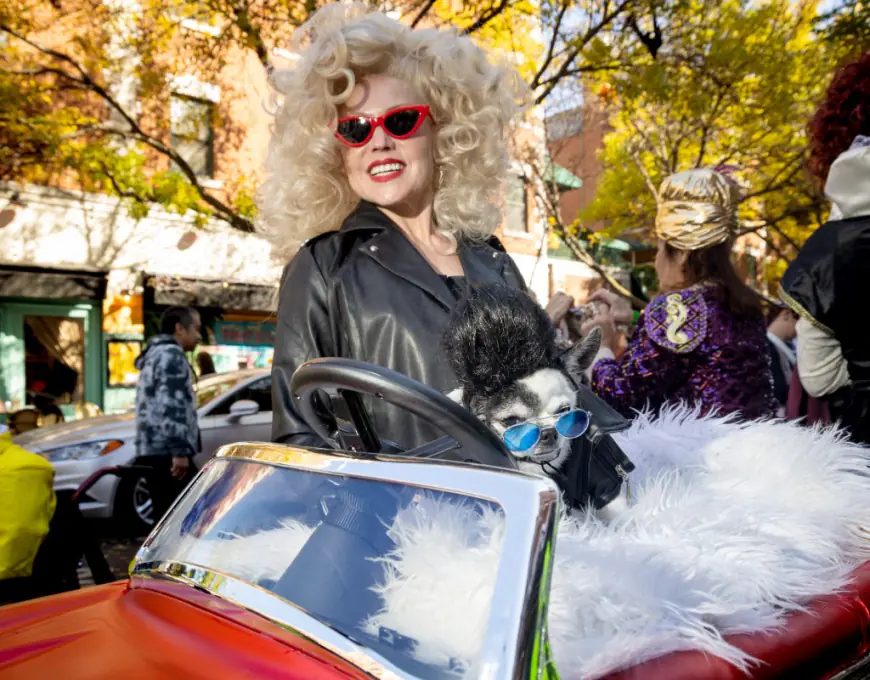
top-left (0, 299), bottom-right (103, 414)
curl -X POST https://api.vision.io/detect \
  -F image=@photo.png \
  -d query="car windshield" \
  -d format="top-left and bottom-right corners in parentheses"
top-left (194, 373), bottom-right (252, 408)
top-left (136, 457), bottom-right (505, 679)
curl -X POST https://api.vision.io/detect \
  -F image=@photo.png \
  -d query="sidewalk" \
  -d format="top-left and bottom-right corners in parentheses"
top-left (77, 535), bottom-right (144, 586)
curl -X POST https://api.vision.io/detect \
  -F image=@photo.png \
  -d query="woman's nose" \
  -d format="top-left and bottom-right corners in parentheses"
top-left (370, 124), bottom-right (393, 150)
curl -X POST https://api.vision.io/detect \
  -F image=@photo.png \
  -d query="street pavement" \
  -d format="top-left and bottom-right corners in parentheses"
top-left (77, 534), bottom-right (145, 587)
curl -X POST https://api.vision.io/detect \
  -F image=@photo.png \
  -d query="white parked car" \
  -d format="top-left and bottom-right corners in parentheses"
top-left (14, 369), bottom-right (273, 534)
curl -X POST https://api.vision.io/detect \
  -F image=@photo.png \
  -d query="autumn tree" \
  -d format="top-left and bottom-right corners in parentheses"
top-left (0, 0), bottom-right (664, 233)
top-left (578, 0), bottom-right (845, 289)
top-left (818, 0), bottom-right (870, 50)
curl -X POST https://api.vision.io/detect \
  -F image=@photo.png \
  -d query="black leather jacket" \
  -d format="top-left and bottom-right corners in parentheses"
top-left (271, 201), bottom-right (527, 450)
top-left (780, 215), bottom-right (870, 445)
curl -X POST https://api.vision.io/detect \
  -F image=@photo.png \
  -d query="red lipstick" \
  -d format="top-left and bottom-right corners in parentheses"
top-left (367, 158), bottom-right (406, 183)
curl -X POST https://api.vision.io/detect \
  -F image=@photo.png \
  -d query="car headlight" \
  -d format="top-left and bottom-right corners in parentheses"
top-left (43, 440), bottom-right (124, 462)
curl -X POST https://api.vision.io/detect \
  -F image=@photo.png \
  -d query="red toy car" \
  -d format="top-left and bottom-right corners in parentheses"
top-left (2, 359), bottom-right (869, 680)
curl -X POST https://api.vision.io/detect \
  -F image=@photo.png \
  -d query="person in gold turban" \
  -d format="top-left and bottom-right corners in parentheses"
top-left (654, 168), bottom-right (739, 250)
top-left (581, 168), bottom-right (776, 420)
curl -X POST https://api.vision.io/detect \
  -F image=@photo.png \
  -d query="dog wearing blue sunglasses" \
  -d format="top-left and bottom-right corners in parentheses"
top-left (443, 285), bottom-right (635, 518)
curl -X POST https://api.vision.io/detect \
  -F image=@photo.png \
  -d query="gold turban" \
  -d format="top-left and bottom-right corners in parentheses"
top-left (654, 169), bottom-right (740, 251)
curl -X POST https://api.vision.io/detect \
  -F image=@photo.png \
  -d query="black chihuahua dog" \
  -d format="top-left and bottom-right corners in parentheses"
top-left (443, 284), bottom-right (635, 517)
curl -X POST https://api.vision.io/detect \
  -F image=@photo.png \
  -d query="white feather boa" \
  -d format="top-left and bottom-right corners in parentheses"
top-left (177, 408), bottom-right (870, 678)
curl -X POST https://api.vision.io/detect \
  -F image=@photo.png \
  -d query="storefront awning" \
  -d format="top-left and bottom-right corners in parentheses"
top-left (542, 158), bottom-right (583, 190)
top-left (0, 263), bottom-right (108, 301)
top-left (144, 273), bottom-right (278, 312)
top-left (599, 238), bottom-right (629, 252)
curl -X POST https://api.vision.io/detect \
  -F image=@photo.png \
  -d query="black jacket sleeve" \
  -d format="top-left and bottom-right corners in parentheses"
top-left (271, 245), bottom-right (335, 448)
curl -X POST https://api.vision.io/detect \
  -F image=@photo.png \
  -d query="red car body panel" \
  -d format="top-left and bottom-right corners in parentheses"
top-left (603, 561), bottom-right (870, 680)
top-left (0, 581), bottom-right (370, 680)
top-left (3, 564), bottom-right (870, 680)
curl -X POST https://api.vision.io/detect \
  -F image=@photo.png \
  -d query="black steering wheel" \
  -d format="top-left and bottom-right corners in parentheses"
top-left (290, 357), bottom-right (516, 471)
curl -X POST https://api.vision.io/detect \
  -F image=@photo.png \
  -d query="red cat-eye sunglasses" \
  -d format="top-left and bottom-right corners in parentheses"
top-left (334, 105), bottom-right (432, 148)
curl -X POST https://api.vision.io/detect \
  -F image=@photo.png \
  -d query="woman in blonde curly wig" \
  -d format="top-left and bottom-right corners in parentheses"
top-left (266, 4), bottom-right (528, 450)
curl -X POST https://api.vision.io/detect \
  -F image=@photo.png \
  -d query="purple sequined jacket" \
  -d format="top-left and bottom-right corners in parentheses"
top-left (591, 284), bottom-right (776, 420)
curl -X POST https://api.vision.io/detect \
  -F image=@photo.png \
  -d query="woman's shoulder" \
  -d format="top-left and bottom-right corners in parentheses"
top-left (289, 228), bottom-right (370, 276)
top-left (298, 230), bottom-right (342, 258)
top-left (644, 285), bottom-right (763, 355)
top-left (780, 216), bottom-right (870, 332)
top-left (784, 216), bottom-right (870, 281)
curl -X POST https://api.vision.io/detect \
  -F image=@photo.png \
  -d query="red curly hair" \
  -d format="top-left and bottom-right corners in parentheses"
top-left (808, 51), bottom-right (870, 182)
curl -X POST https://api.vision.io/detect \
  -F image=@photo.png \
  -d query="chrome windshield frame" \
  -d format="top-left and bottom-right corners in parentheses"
top-left (131, 443), bottom-right (562, 680)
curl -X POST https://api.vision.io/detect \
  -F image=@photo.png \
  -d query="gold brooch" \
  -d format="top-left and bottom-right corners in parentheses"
top-left (665, 294), bottom-right (691, 346)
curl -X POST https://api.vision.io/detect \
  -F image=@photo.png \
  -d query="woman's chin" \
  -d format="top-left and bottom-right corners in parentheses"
top-left (357, 182), bottom-right (434, 214)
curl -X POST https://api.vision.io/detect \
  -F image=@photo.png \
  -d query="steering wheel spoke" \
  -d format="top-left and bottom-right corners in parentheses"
top-left (330, 389), bottom-right (383, 453)
top-left (402, 435), bottom-right (462, 461)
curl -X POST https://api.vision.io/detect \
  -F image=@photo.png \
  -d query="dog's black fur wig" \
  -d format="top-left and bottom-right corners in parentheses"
top-left (443, 285), bottom-right (565, 402)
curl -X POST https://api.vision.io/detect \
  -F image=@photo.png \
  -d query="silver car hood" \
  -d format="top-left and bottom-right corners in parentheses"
top-left (14, 413), bottom-right (136, 452)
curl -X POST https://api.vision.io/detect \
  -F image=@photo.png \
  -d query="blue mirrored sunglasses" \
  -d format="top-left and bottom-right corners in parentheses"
top-left (502, 408), bottom-right (592, 453)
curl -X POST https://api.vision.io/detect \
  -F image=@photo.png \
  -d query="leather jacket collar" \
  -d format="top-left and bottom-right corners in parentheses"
top-left (340, 200), bottom-right (509, 309)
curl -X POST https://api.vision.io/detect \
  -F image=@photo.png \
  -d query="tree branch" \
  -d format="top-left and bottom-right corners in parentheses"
top-left (225, 0), bottom-right (271, 70)
top-left (627, 6), bottom-right (663, 58)
top-left (531, 0), bottom-right (571, 81)
top-left (463, 0), bottom-right (512, 34)
top-left (736, 212), bottom-right (805, 252)
top-left (100, 162), bottom-right (151, 204)
top-left (409, 0), bottom-right (438, 28)
top-left (1, 23), bottom-right (255, 232)
top-left (531, 0), bottom-right (634, 105)
top-left (629, 148), bottom-right (660, 201)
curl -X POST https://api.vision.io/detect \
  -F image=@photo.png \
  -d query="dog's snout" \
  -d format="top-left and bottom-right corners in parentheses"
top-left (539, 427), bottom-right (558, 447)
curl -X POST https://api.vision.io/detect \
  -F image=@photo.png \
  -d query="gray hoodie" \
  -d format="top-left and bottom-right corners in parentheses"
top-left (134, 335), bottom-right (199, 458)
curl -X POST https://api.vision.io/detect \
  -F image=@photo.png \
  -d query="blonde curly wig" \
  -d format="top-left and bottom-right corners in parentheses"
top-left (258, 3), bottom-right (526, 261)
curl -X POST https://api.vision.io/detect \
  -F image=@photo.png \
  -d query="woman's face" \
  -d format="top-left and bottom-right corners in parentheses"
top-left (654, 240), bottom-right (689, 291)
top-left (339, 74), bottom-right (436, 213)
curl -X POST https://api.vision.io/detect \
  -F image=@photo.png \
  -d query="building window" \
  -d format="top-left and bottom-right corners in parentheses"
top-left (170, 95), bottom-right (214, 178)
top-left (505, 175), bottom-right (528, 233)
top-left (546, 109), bottom-right (583, 141)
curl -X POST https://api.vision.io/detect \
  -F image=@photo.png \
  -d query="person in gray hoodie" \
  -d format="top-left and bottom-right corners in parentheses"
top-left (132, 306), bottom-right (202, 524)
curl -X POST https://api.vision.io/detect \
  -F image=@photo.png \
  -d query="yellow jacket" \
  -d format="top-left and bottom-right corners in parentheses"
top-left (0, 427), bottom-right (56, 579)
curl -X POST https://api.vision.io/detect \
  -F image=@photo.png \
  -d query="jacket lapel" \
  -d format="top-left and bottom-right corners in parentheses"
top-left (459, 243), bottom-right (508, 289)
top-left (363, 228), bottom-right (455, 310)
top-left (346, 203), bottom-right (453, 309)
top-left (346, 201), bottom-right (509, 308)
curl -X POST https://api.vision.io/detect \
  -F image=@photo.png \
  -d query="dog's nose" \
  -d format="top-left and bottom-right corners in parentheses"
top-left (538, 427), bottom-right (558, 448)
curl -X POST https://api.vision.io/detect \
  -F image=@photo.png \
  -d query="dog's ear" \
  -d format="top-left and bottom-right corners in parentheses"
top-left (446, 387), bottom-right (464, 404)
top-left (563, 327), bottom-right (602, 379)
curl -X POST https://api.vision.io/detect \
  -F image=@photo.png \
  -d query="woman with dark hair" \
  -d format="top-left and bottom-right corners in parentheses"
top-left (779, 50), bottom-right (870, 445)
top-left (582, 168), bottom-right (776, 420)
top-left (196, 351), bottom-right (216, 377)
